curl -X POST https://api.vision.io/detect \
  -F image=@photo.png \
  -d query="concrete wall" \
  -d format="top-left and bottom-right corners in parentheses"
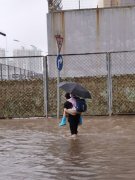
top-left (47, 6), bottom-right (135, 54)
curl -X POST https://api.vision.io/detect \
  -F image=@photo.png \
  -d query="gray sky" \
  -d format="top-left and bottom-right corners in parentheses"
top-left (0, 0), bottom-right (48, 55)
top-left (0, 0), bottom-right (98, 56)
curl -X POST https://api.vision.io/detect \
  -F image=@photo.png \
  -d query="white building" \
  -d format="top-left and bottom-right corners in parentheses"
top-left (13, 48), bottom-right (43, 73)
top-left (0, 48), bottom-right (5, 56)
top-left (0, 48), bottom-right (6, 64)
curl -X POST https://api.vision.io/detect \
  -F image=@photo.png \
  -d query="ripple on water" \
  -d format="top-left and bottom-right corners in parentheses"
top-left (0, 117), bottom-right (135, 179)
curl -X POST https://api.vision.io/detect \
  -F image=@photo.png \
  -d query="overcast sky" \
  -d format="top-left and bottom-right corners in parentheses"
top-left (0, 0), bottom-right (98, 56)
top-left (0, 0), bottom-right (48, 55)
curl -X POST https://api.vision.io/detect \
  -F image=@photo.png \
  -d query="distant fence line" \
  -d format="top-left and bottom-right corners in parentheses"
top-left (0, 63), bottom-right (43, 80)
top-left (0, 56), bottom-right (43, 80)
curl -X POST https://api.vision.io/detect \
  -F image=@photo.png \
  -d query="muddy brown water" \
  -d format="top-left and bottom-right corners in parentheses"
top-left (0, 115), bottom-right (135, 180)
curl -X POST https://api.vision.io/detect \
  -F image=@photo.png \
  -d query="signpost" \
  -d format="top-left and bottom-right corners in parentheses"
top-left (55, 35), bottom-right (63, 119)
top-left (57, 54), bottom-right (63, 71)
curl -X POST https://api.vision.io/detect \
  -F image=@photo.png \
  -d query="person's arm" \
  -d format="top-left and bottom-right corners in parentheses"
top-left (64, 101), bottom-right (77, 115)
top-left (64, 108), bottom-right (77, 115)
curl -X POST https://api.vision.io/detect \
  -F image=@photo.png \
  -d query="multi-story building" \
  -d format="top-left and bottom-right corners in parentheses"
top-left (13, 48), bottom-right (43, 73)
top-left (0, 48), bottom-right (5, 64)
top-left (0, 48), bottom-right (5, 56)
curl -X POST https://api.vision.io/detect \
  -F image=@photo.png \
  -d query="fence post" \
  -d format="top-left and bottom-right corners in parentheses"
top-left (43, 56), bottom-right (48, 118)
top-left (14, 67), bottom-right (16, 80)
top-left (0, 64), bottom-right (2, 80)
top-left (106, 52), bottom-right (112, 116)
top-left (24, 69), bottom-right (26, 79)
top-left (20, 68), bottom-right (22, 80)
top-left (7, 65), bottom-right (10, 80)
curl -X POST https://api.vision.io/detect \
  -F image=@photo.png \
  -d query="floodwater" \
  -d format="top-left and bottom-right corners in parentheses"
top-left (0, 115), bottom-right (135, 180)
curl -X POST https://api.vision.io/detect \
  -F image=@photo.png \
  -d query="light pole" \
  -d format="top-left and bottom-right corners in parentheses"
top-left (0, 31), bottom-right (7, 66)
top-left (0, 31), bottom-right (8, 80)
top-left (13, 39), bottom-right (19, 42)
top-left (30, 45), bottom-right (37, 49)
top-left (13, 39), bottom-right (26, 69)
top-left (0, 32), bottom-right (6, 37)
top-left (30, 44), bottom-right (43, 73)
top-left (0, 31), bottom-right (7, 55)
top-left (13, 39), bottom-right (25, 49)
top-left (30, 45), bottom-right (37, 55)
top-left (30, 44), bottom-right (43, 56)
top-left (13, 40), bottom-right (43, 71)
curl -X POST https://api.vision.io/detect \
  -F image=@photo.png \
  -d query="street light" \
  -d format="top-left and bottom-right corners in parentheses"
top-left (13, 39), bottom-right (25, 49)
top-left (13, 39), bottom-right (19, 42)
top-left (0, 31), bottom-right (7, 63)
top-left (0, 31), bottom-right (8, 80)
top-left (30, 44), bottom-right (43, 55)
top-left (0, 32), bottom-right (6, 37)
top-left (30, 45), bottom-right (37, 49)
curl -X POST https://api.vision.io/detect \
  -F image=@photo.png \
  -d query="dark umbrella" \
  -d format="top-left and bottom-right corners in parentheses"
top-left (58, 81), bottom-right (92, 99)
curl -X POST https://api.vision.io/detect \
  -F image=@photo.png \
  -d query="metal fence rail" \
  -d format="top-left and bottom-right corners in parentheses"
top-left (0, 51), bottom-right (135, 118)
top-left (0, 56), bottom-right (44, 118)
top-left (0, 56), bottom-right (43, 80)
top-left (47, 50), bottom-right (135, 117)
top-left (0, 63), bottom-right (43, 80)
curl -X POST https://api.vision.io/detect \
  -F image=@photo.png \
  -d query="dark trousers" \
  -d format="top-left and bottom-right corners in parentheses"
top-left (68, 114), bottom-right (80, 135)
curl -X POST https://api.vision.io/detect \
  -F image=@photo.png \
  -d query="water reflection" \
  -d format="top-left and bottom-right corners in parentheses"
top-left (0, 116), bottom-right (135, 179)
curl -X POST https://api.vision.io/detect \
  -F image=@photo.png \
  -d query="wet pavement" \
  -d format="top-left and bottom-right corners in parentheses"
top-left (0, 115), bottom-right (135, 180)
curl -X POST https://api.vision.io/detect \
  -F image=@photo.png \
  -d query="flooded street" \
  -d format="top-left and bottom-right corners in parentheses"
top-left (0, 115), bottom-right (135, 180)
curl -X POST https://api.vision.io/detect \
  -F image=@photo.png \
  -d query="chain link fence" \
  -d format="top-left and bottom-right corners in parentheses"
top-left (1, 51), bottom-right (135, 118)
top-left (0, 56), bottom-right (43, 80)
top-left (111, 51), bottom-right (135, 114)
top-left (0, 63), bottom-right (43, 80)
top-left (0, 56), bottom-right (44, 118)
top-left (47, 53), bottom-right (108, 116)
top-left (47, 50), bottom-right (135, 117)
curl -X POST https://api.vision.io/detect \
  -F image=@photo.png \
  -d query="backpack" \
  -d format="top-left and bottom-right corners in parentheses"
top-left (75, 98), bottom-right (87, 113)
